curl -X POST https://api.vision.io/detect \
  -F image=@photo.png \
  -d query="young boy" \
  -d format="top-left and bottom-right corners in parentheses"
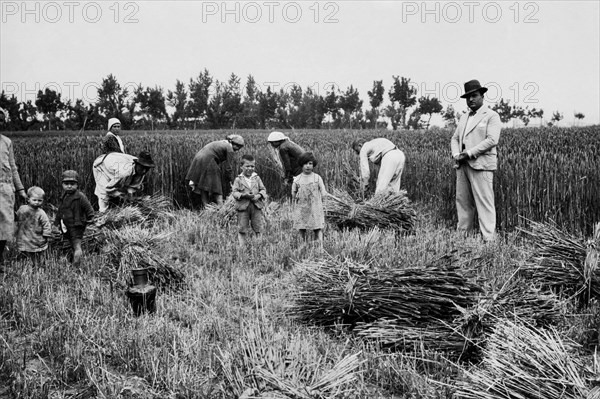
top-left (54, 170), bottom-right (95, 267)
top-left (15, 186), bottom-right (52, 262)
top-left (231, 155), bottom-right (267, 246)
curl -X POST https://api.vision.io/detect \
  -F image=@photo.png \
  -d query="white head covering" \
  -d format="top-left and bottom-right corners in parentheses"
top-left (107, 118), bottom-right (121, 131)
top-left (267, 131), bottom-right (287, 142)
top-left (226, 134), bottom-right (245, 146)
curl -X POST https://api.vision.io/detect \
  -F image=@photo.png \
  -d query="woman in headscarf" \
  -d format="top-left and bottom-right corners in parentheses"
top-left (267, 131), bottom-right (305, 185)
top-left (186, 134), bottom-right (245, 207)
top-left (0, 107), bottom-right (28, 267)
top-left (102, 118), bottom-right (125, 154)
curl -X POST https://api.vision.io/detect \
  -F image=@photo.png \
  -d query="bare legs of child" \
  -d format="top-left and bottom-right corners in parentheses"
top-left (71, 238), bottom-right (83, 267)
top-left (238, 232), bottom-right (247, 246)
top-left (299, 230), bottom-right (323, 248)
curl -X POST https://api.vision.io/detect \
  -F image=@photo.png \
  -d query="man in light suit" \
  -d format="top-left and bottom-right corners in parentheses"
top-left (451, 80), bottom-right (502, 241)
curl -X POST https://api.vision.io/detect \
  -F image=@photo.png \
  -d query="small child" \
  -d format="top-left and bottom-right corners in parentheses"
top-left (232, 155), bottom-right (267, 246)
top-left (292, 152), bottom-right (327, 244)
top-left (15, 186), bottom-right (52, 262)
top-left (54, 170), bottom-right (95, 267)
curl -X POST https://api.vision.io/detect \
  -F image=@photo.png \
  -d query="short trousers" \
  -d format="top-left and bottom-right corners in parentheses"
top-left (65, 226), bottom-right (85, 240)
top-left (237, 203), bottom-right (263, 234)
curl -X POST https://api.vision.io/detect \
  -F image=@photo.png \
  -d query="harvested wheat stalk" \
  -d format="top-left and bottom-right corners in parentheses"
top-left (290, 257), bottom-right (482, 329)
top-left (103, 227), bottom-right (185, 289)
top-left (519, 220), bottom-right (600, 305)
top-left (455, 318), bottom-right (591, 399)
top-left (325, 189), bottom-right (416, 233)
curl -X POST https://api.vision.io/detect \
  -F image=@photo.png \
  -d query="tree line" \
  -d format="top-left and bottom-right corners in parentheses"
top-left (0, 70), bottom-right (578, 131)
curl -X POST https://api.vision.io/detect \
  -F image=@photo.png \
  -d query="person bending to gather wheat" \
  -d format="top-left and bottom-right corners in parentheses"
top-left (186, 135), bottom-right (245, 208)
top-left (352, 138), bottom-right (406, 196)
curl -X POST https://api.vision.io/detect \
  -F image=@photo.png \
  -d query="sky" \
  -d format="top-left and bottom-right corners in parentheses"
top-left (1, 0), bottom-right (599, 127)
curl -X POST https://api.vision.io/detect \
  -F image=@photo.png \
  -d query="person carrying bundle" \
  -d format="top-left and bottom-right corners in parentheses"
top-left (93, 150), bottom-right (155, 212)
top-left (351, 138), bottom-right (406, 195)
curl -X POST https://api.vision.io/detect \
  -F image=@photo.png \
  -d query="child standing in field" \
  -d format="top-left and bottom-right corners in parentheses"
top-left (15, 186), bottom-right (52, 262)
top-left (232, 155), bottom-right (268, 246)
top-left (54, 170), bottom-right (95, 267)
top-left (292, 152), bottom-right (327, 244)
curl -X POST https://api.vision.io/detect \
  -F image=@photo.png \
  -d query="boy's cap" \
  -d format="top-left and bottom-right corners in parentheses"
top-left (62, 170), bottom-right (79, 182)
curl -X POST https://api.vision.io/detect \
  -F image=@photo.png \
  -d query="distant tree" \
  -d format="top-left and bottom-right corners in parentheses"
top-left (511, 105), bottom-right (529, 126)
top-left (574, 112), bottom-right (585, 126)
top-left (323, 88), bottom-right (339, 127)
top-left (167, 80), bottom-right (188, 128)
top-left (257, 86), bottom-right (278, 129)
top-left (338, 85), bottom-right (363, 128)
top-left (19, 100), bottom-right (40, 130)
top-left (206, 80), bottom-right (226, 129)
top-left (383, 104), bottom-right (401, 131)
top-left (222, 73), bottom-right (243, 128)
top-left (388, 76), bottom-right (417, 129)
top-left (442, 105), bottom-right (457, 128)
top-left (240, 75), bottom-right (260, 128)
top-left (274, 88), bottom-right (290, 128)
top-left (367, 80), bottom-right (384, 128)
top-left (35, 88), bottom-right (65, 130)
top-left (416, 96), bottom-right (443, 129)
top-left (492, 98), bottom-right (513, 124)
top-left (206, 73), bottom-right (243, 129)
top-left (407, 109), bottom-right (423, 130)
top-left (529, 107), bottom-right (544, 126)
top-left (288, 86), bottom-right (325, 129)
top-left (135, 85), bottom-right (168, 129)
top-left (0, 91), bottom-right (23, 130)
top-left (64, 99), bottom-right (87, 130)
top-left (285, 84), bottom-right (303, 128)
top-left (97, 74), bottom-right (132, 128)
top-left (187, 68), bottom-right (212, 129)
top-left (548, 111), bottom-right (563, 126)
top-left (302, 87), bottom-right (325, 128)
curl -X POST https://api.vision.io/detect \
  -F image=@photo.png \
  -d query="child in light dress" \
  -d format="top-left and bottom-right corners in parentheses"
top-left (291, 152), bottom-right (327, 244)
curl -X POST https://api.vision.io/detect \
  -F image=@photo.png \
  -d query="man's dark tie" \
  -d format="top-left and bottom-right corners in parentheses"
top-left (469, 110), bottom-right (476, 116)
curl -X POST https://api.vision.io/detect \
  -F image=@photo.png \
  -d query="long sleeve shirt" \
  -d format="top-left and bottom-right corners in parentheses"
top-left (232, 173), bottom-right (268, 210)
top-left (15, 205), bottom-right (52, 252)
top-left (55, 190), bottom-right (95, 229)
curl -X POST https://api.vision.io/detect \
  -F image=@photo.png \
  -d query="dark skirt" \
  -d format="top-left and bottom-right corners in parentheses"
top-left (187, 156), bottom-right (223, 195)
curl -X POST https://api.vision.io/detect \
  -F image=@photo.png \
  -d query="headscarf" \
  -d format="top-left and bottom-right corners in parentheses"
top-left (107, 118), bottom-right (121, 132)
top-left (226, 134), bottom-right (245, 147)
top-left (267, 131), bottom-right (287, 142)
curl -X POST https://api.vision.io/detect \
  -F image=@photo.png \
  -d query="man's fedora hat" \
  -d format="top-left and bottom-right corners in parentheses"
top-left (134, 151), bottom-right (155, 168)
top-left (461, 80), bottom-right (488, 98)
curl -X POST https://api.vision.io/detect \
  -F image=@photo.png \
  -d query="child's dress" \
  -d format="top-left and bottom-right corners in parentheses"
top-left (292, 173), bottom-right (327, 230)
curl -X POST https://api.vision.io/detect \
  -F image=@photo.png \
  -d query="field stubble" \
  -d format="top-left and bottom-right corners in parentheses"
top-left (1, 126), bottom-right (599, 397)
